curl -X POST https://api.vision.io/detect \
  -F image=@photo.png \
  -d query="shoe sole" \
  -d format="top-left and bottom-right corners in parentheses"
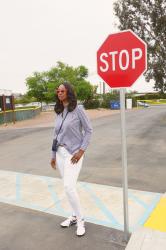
top-left (60, 221), bottom-right (77, 228)
top-left (76, 232), bottom-right (86, 237)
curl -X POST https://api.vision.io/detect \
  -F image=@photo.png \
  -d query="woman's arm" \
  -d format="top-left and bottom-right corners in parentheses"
top-left (77, 105), bottom-right (93, 151)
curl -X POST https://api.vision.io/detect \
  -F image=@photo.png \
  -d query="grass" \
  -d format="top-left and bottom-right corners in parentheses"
top-left (138, 99), bottom-right (166, 105)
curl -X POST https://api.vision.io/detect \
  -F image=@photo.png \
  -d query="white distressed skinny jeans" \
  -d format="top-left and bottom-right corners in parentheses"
top-left (56, 146), bottom-right (84, 220)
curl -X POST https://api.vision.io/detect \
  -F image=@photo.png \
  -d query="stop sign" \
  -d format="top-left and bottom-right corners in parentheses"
top-left (97, 30), bottom-right (147, 88)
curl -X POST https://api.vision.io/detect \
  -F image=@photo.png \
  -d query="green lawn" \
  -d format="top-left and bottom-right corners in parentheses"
top-left (138, 99), bottom-right (166, 105)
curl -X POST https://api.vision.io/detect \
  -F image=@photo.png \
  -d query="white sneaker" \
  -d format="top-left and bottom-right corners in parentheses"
top-left (60, 216), bottom-right (77, 228)
top-left (76, 219), bottom-right (85, 236)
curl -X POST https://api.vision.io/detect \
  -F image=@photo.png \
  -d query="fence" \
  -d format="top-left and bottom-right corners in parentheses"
top-left (0, 107), bottom-right (41, 125)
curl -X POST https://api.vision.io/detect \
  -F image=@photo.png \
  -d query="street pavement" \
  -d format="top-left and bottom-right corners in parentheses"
top-left (0, 105), bottom-right (166, 192)
top-left (0, 106), bottom-right (166, 249)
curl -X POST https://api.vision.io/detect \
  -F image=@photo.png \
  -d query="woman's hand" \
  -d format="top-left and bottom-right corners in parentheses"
top-left (71, 149), bottom-right (84, 164)
top-left (50, 158), bottom-right (56, 169)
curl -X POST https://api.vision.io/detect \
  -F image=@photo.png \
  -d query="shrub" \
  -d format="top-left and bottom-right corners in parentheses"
top-left (83, 99), bottom-right (100, 109)
top-left (100, 92), bottom-right (119, 108)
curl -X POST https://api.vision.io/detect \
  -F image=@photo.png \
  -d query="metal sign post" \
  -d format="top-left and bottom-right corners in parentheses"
top-left (97, 30), bottom-right (147, 242)
top-left (120, 88), bottom-right (129, 242)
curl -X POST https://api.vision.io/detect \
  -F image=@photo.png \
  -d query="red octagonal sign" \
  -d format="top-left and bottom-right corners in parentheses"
top-left (97, 30), bottom-right (147, 88)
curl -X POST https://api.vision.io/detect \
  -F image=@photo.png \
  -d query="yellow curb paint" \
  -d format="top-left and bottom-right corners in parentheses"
top-left (144, 197), bottom-right (166, 232)
top-left (0, 107), bottom-right (40, 114)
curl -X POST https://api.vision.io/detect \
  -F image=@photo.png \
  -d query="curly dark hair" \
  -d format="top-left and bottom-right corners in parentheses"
top-left (54, 82), bottom-right (77, 114)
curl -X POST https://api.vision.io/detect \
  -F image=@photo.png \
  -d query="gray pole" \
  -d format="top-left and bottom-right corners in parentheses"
top-left (100, 82), bottom-right (102, 94)
top-left (103, 81), bottom-right (105, 94)
top-left (120, 88), bottom-right (129, 242)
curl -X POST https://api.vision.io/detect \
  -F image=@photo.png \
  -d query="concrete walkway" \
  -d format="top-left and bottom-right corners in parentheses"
top-left (0, 169), bottom-right (166, 249)
top-left (0, 170), bottom-right (162, 233)
top-left (126, 193), bottom-right (166, 249)
top-left (0, 170), bottom-right (166, 250)
top-left (126, 227), bottom-right (166, 250)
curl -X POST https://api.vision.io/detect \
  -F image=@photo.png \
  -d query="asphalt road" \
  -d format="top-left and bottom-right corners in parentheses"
top-left (0, 105), bottom-right (166, 193)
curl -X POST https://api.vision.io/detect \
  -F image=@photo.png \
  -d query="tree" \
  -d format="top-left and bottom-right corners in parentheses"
top-left (75, 81), bottom-right (93, 101)
top-left (26, 62), bottom-right (94, 103)
top-left (26, 72), bottom-right (48, 107)
top-left (14, 94), bottom-right (37, 104)
top-left (114, 0), bottom-right (166, 93)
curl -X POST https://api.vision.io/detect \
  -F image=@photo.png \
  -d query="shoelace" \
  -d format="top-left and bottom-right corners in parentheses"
top-left (69, 216), bottom-right (77, 222)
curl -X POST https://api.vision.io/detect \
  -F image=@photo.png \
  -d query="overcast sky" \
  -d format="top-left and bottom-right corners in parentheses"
top-left (0, 0), bottom-right (154, 94)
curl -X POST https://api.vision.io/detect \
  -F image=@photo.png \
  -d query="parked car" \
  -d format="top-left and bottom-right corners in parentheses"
top-left (137, 101), bottom-right (150, 107)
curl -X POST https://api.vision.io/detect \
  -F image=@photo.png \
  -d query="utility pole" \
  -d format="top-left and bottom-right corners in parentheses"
top-left (103, 82), bottom-right (105, 94)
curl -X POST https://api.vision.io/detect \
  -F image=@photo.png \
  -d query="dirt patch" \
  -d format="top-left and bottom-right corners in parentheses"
top-left (0, 109), bottom-right (120, 130)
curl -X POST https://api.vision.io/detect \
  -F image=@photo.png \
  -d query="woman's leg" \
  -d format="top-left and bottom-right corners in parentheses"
top-left (63, 149), bottom-right (84, 221)
top-left (56, 147), bottom-right (65, 178)
top-left (56, 147), bottom-right (85, 235)
top-left (56, 147), bottom-right (84, 219)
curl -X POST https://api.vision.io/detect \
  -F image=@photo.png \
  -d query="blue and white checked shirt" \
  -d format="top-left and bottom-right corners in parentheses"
top-left (52, 105), bottom-right (92, 159)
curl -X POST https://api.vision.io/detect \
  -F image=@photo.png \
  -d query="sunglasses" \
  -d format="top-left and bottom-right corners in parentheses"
top-left (56, 89), bottom-right (66, 94)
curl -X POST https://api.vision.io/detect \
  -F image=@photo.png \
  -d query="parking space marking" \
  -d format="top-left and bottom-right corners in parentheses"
top-left (0, 170), bottom-right (162, 232)
top-left (144, 196), bottom-right (166, 232)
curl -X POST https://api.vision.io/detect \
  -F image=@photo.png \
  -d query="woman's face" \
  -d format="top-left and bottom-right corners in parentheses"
top-left (56, 84), bottom-right (68, 102)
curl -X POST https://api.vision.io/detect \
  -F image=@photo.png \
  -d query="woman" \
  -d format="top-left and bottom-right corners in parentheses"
top-left (50, 82), bottom-right (92, 237)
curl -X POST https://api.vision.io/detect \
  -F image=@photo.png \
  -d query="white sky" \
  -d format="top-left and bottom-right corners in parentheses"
top-left (0, 0), bottom-right (155, 94)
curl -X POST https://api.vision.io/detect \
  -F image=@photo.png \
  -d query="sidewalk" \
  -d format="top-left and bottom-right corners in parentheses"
top-left (0, 169), bottom-right (165, 250)
top-left (0, 170), bottom-right (162, 232)
top-left (0, 169), bottom-right (128, 250)
top-left (126, 193), bottom-right (166, 249)
top-left (126, 227), bottom-right (166, 250)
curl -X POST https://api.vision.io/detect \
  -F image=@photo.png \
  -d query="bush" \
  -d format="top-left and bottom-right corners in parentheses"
top-left (130, 97), bottom-right (137, 107)
top-left (100, 92), bottom-right (119, 108)
top-left (83, 99), bottom-right (100, 109)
